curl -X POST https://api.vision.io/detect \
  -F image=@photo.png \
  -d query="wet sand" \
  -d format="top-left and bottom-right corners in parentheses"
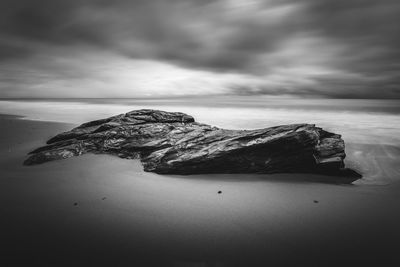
top-left (1, 114), bottom-right (400, 266)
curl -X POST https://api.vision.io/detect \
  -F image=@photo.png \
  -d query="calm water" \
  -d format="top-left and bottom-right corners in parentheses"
top-left (1, 97), bottom-right (400, 265)
top-left (1, 97), bottom-right (400, 184)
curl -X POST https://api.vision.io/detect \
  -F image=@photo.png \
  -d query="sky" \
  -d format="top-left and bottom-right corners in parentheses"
top-left (0, 0), bottom-right (399, 98)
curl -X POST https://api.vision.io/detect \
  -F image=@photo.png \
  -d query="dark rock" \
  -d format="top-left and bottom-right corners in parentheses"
top-left (73, 202), bottom-right (78, 206)
top-left (24, 109), bottom-right (361, 183)
top-left (218, 191), bottom-right (222, 194)
top-left (313, 200), bottom-right (319, 203)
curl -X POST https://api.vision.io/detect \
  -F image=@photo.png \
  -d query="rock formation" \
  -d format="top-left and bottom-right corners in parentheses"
top-left (24, 109), bottom-right (361, 182)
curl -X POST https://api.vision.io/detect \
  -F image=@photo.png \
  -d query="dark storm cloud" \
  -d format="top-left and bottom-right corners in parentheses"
top-left (0, 0), bottom-right (111, 57)
top-left (0, 42), bottom-right (31, 60)
top-left (0, 0), bottom-right (305, 67)
top-left (300, 0), bottom-right (400, 69)
top-left (0, 0), bottom-right (399, 98)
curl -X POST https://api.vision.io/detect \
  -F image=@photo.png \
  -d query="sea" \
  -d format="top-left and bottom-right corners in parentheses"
top-left (1, 96), bottom-right (400, 265)
top-left (1, 96), bottom-right (399, 184)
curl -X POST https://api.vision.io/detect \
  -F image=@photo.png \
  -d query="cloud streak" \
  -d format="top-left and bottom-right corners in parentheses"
top-left (0, 0), bottom-right (399, 98)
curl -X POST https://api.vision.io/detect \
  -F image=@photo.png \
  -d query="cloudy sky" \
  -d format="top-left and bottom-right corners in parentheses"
top-left (0, 0), bottom-right (399, 98)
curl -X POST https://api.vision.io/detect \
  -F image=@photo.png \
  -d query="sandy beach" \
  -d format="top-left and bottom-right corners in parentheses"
top-left (1, 113), bottom-right (400, 266)
top-left (2, 0), bottom-right (400, 265)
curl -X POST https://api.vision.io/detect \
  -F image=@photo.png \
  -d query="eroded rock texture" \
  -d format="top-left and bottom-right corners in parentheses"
top-left (24, 109), bottom-right (361, 182)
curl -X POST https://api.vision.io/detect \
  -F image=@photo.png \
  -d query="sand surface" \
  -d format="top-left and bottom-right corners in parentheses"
top-left (1, 114), bottom-right (400, 266)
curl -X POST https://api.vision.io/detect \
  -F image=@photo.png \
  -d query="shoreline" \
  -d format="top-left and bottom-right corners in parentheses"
top-left (4, 111), bottom-right (399, 185)
top-left (1, 113), bottom-right (400, 265)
